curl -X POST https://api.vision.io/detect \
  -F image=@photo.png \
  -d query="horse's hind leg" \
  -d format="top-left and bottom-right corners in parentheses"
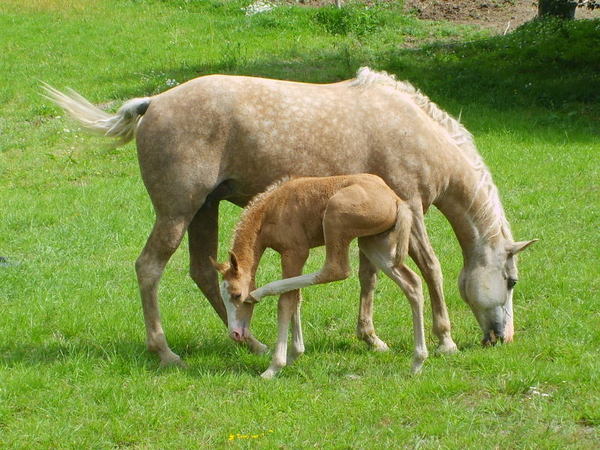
top-left (188, 200), bottom-right (267, 354)
top-left (357, 251), bottom-right (389, 351)
top-left (408, 208), bottom-right (458, 355)
top-left (136, 214), bottom-right (192, 367)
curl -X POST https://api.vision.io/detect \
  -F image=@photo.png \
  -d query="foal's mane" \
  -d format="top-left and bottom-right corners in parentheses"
top-left (234, 176), bottom-right (293, 239)
top-left (350, 67), bottom-right (512, 240)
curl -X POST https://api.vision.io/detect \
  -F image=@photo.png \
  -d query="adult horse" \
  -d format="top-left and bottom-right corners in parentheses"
top-left (44, 68), bottom-right (536, 366)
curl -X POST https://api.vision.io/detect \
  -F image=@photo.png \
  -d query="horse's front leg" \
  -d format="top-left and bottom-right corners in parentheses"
top-left (409, 209), bottom-right (458, 355)
top-left (188, 200), bottom-right (267, 354)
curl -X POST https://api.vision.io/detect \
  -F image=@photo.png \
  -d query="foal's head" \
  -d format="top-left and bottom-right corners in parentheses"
top-left (211, 252), bottom-right (255, 343)
top-left (458, 239), bottom-right (537, 345)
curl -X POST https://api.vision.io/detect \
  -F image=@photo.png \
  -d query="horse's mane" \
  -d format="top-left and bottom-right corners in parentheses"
top-left (350, 67), bottom-right (512, 240)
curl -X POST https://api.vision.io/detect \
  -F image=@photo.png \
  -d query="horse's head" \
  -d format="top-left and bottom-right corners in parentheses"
top-left (211, 252), bottom-right (255, 343)
top-left (459, 239), bottom-right (537, 345)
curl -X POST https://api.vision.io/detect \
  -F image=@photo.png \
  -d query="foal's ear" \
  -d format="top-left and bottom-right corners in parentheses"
top-left (209, 256), bottom-right (229, 275)
top-left (506, 239), bottom-right (539, 255)
top-left (228, 251), bottom-right (239, 273)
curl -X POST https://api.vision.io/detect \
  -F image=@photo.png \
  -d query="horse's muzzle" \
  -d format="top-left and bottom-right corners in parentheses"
top-left (482, 330), bottom-right (505, 346)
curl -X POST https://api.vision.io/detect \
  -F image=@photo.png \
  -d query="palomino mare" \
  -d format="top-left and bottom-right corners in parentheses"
top-left (44, 67), bottom-right (536, 366)
top-left (212, 174), bottom-right (428, 378)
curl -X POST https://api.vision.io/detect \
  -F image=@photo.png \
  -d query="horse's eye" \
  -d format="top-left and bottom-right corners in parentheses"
top-left (231, 293), bottom-right (241, 301)
top-left (507, 278), bottom-right (518, 289)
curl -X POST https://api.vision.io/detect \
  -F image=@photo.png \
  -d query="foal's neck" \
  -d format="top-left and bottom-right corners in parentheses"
top-left (230, 204), bottom-right (267, 282)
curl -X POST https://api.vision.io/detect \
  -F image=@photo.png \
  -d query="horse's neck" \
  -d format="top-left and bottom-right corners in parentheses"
top-left (435, 166), bottom-right (511, 262)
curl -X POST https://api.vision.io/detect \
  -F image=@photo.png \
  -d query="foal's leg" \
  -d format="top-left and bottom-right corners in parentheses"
top-left (409, 208), bottom-right (458, 355)
top-left (357, 251), bottom-right (389, 351)
top-left (261, 250), bottom-right (309, 379)
top-left (136, 215), bottom-right (192, 367)
top-left (283, 250), bottom-right (309, 365)
top-left (359, 234), bottom-right (428, 373)
top-left (384, 264), bottom-right (428, 374)
top-left (250, 237), bottom-right (353, 301)
top-left (188, 201), bottom-right (267, 354)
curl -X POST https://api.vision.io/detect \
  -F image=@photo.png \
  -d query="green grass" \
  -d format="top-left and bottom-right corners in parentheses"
top-left (1, 0), bottom-right (599, 447)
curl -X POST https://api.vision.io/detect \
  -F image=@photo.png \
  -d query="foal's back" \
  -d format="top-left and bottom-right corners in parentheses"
top-left (260, 174), bottom-right (400, 251)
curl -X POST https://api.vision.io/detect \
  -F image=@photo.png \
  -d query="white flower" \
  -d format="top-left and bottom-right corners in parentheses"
top-left (242, 0), bottom-right (275, 16)
top-left (166, 79), bottom-right (179, 87)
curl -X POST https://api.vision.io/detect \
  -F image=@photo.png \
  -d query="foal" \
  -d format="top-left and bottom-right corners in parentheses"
top-left (212, 174), bottom-right (428, 378)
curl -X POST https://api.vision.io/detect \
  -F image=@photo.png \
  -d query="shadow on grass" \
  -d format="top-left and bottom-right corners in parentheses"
top-left (0, 335), bottom-right (263, 375)
top-left (98, 18), bottom-right (599, 139)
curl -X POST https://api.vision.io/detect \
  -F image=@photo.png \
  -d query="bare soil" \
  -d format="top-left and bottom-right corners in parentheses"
top-left (404, 0), bottom-right (599, 34)
top-left (294, 0), bottom-right (600, 34)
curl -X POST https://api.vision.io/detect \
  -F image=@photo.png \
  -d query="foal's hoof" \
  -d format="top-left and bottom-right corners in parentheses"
top-left (246, 337), bottom-right (269, 355)
top-left (436, 341), bottom-right (458, 355)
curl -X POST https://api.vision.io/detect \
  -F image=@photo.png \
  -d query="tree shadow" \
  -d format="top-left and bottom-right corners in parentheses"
top-left (99, 18), bottom-right (599, 141)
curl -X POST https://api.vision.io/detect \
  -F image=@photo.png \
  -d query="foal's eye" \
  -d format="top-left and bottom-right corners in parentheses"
top-left (507, 278), bottom-right (518, 289)
top-left (231, 293), bottom-right (241, 301)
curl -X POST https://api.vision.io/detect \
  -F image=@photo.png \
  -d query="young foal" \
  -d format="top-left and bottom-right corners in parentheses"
top-left (212, 174), bottom-right (428, 378)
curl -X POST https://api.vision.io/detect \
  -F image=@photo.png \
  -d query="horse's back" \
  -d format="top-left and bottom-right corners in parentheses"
top-left (135, 72), bottom-right (458, 209)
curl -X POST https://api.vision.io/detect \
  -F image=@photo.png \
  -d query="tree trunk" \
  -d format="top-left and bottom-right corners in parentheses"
top-left (538, 0), bottom-right (577, 18)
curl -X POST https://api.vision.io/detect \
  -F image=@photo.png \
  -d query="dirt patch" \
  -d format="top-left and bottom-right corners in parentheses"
top-left (290, 0), bottom-right (600, 34)
top-left (404, 0), bottom-right (599, 34)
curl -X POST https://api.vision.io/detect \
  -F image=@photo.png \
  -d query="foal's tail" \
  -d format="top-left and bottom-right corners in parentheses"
top-left (393, 201), bottom-right (412, 266)
top-left (42, 84), bottom-right (151, 146)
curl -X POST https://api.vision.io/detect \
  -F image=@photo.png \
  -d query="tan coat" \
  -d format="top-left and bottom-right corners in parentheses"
top-left (45, 68), bottom-right (535, 367)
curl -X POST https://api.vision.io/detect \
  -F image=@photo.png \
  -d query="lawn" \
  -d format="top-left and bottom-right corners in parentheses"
top-left (1, 0), bottom-right (598, 447)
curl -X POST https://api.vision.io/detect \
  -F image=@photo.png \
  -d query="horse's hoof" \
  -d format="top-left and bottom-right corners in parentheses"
top-left (159, 352), bottom-right (187, 368)
top-left (260, 369), bottom-right (277, 379)
top-left (436, 341), bottom-right (458, 355)
top-left (410, 362), bottom-right (424, 375)
top-left (371, 339), bottom-right (390, 352)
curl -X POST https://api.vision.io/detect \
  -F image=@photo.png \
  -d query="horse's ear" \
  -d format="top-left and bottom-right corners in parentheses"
top-left (209, 256), bottom-right (228, 275)
top-left (229, 251), bottom-right (239, 273)
top-left (506, 239), bottom-right (538, 255)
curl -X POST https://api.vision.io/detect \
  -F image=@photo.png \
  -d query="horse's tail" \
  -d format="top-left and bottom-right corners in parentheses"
top-left (393, 200), bottom-right (412, 267)
top-left (42, 83), bottom-right (151, 146)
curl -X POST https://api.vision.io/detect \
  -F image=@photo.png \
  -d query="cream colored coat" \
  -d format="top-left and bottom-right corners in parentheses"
top-left (45, 68), bottom-right (535, 367)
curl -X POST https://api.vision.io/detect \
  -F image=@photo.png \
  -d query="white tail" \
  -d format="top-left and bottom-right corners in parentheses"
top-left (42, 83), bottom-right (151, 146)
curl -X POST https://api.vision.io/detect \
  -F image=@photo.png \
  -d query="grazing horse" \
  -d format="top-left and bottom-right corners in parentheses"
top-left (44, 67), bottom-right (536, 367)
top-left (212, 174), bottom-right (428, 378)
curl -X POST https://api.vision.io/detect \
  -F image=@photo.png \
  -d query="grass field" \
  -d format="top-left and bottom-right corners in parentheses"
top-left (1, 0), bottom-right (599, 447)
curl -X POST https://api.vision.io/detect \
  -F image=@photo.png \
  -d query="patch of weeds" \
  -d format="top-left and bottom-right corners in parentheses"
top-left (249, 6), bottom-right (317, 33)
top-left (314, 5), bottom-right (382, 37)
